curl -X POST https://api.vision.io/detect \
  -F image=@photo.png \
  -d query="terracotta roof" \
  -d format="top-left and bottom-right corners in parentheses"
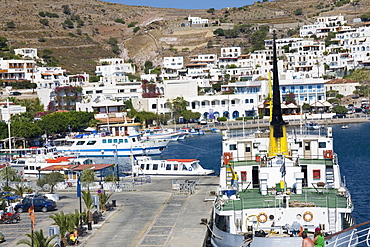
top-left (40, 163), bottom-right (113, 171)
top-left (325, 79), bottom-right (358, 84)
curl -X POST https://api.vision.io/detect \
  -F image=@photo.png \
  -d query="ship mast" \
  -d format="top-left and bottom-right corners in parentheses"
top-left (268, 30), bottom-right (288, 157)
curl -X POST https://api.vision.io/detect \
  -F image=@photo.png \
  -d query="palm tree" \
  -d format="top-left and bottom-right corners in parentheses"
top-left (49, 211), bottom-right (72, 246)
top-left (82, 190), bottom-right (96, 222)
top-left (68, 209), bottom-right (81, 229)
top-left (98, 190), bottom-right (113, 211)
top-left (17, 229), bottom-right (57, 247)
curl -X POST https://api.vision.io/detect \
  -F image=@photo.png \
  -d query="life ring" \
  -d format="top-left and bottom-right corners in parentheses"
top-left (188, 167), bottom-right (193, 172)
top-left (323, 150), bottom-right (333, 159)
top-left (257, 212), bottom-right (268, 223)
top-left (223, 152), bottom-right (233, 164)
top-left (120, 132), bottom-right (125, 136)
top-left (303, 211), bottom-right (313, 222)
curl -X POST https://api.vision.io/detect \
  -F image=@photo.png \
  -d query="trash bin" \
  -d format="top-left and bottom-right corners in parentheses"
top-left (112, 200), bottom-right (116, 207)
top-left (87, 222), bottom-right (92, 230)
top-left (93, 211), bottom-right (99, 224)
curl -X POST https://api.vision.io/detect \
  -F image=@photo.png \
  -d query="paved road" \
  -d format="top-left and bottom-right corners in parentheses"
top-left (84, 191), bottom-right (172, 247)
top-left (1, 176), bottom-right (218, 247)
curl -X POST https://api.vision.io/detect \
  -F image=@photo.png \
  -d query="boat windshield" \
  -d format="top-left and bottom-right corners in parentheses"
top-left (191, 162), bottom-right (199, 169)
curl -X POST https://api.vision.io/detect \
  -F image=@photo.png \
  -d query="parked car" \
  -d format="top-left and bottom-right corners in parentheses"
top-left (9, 91), bottom-right (21, 96)
top-left (332, 113), bottom-right (346, 118)
top-left (14, 197), bottom-right (57, 213)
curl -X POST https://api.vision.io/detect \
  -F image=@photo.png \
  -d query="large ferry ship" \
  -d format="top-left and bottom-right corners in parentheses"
top-left (210, 32), bottom-right (361, 247)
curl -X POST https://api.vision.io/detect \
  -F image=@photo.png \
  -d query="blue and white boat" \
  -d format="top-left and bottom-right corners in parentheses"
top-left (305, 121), bottom-right (321, 130)
top-left (54, 123), bottom-right (169, 157)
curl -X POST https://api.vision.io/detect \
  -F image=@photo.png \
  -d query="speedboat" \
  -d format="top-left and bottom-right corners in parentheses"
top-left (210, 32), bottom-right (360, 247)
top-left (132, 156), bottom-right (214, 176)
top-left (210, 128), bottom-right (221, 133)
top-left (142, 128), bottom-right (182, 141)
top-left (305, 121), bottom-right (321, 130)
top-left (341, 125), bottom-right (349, 129)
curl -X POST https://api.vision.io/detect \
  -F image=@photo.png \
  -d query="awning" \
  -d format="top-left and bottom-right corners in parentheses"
top-left (42, 73), bottom-right (51, 76)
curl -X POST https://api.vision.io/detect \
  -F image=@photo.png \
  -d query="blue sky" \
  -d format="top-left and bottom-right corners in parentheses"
top-left (105, 0), bottom-right (258, 9)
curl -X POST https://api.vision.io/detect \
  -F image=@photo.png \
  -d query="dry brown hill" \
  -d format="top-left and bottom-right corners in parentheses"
top-left (1, 0), bottom-right (369, 74)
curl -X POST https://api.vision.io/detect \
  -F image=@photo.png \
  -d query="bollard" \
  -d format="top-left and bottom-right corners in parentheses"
top-left (112, 200), bottom-right (116, 207)
top-left (87, 222), bottom-right (92, 230)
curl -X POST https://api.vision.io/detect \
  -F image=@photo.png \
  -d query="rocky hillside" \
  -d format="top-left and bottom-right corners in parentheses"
top-left (1, 0), bottom-right (369, 74)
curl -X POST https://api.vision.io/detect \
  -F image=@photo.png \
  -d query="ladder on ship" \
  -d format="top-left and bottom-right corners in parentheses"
top-left (226, 168), bottom-right (234, 186)
top-left (328, 208), bottom-right (337, 232)
top-left (325, 167), bottom-right (334, 188)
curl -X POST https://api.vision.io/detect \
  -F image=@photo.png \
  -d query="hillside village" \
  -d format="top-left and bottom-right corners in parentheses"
top-left (1, 13), bottom-right (370, 128)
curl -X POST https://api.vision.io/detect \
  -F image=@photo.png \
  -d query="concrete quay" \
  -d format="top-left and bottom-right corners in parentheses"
top-left (2, 176), bottom-right (219, 247)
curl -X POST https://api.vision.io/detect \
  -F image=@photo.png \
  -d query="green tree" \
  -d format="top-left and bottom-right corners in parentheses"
top-left (6, 21), bottom-right (15, 29)
top-left (302, 103), bottom-right (311, 112)
top-left (133, 26), bottom-right (140, 33)
top-left (39, 19), bottom-right (49, 26)
top-left (98, 190), bottom-right (113, 211)
top-left (207, 8), bottom-right (215, 14)
top-left (0, 37), bottom-right (8, 50)
top-left (294, 8), bottom-right (303, 15)
top-left (213, 28), bottom-right (225, 36)
top-left (0, 166), bottom-right (22, 184)
top-left (62, 5), bottom-right (71, 15)
top-left (63, 19), bottom-right (74, 29)
top-left (36, 172), bottom-right (65, 194)
top-left (114, 18), bottom-right (125, 24)
top-left (17, 229), bottom-right (57, 247)
top-left (250, 26), bottom-right (268, 51)
top-left (168, 97), bottom-right (187, 121)
top-left (332, 105), bottom-right (347, 114)
top-left (49, 211), bottom-right (71, 246)
top-left (82, 190), bottom-right (96, 222)
top-left (144, 61), bottom-right (153, 74)
top-left (181, 110), bottom-right (201, 122)
top-left (346, 69), bottom-right (370, 82)
top-left (81, 168), bottom-right (95, 189)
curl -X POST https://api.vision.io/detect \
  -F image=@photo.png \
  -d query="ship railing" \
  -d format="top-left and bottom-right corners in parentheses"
top-left (215, 188), bottom-right (347, 210)
top-left (325, 220), bottom-right (370, 247)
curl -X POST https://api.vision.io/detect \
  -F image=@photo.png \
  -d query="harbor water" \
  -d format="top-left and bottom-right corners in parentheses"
top-left (94, 122), bottom-right (369, 226)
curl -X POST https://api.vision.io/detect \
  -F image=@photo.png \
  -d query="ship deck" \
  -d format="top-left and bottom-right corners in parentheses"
top-left (219, 188), bottom-right (348, 211)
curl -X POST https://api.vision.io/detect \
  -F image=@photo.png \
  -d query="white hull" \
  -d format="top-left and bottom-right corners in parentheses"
top-left (133, 156), bottom-right (214, 176)
top-left (55, 135), bottom-right (169, 157)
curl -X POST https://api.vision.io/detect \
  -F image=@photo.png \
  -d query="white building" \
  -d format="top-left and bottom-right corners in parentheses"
top-left (163, 56), bottom-right (184, 70)
top-left (0, 58), bottom-right (35, 81)
top-left (220, 47), bottom-right (241, 58)
top-left (34, 67), bottom-right (69, 88)
top-left (0, 101), bottom-right (26, 122)
top-left (324, 79), bottom-right (359, 97)
top-left (95, 58), bottom-right (135, 86)
top-left (188, 16), bottom-right (208, 25)
top-left (14, 48), bottom-right (39, 60)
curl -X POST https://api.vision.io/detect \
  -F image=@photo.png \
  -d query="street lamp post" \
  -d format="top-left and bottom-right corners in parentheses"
top-left (113, 144), bottom-right (119, 186)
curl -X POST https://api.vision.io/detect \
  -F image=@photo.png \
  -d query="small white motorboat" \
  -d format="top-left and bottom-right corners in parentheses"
top-left (132, 156), bottom-right (214, 176)
top-left (342, 125), bottom-right (349, 129)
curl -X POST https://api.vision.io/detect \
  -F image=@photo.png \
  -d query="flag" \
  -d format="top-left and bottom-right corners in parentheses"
top-left (77, 176), bottom-right (81, 198)
top-left (28, 204), bottom-right (35, 230)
